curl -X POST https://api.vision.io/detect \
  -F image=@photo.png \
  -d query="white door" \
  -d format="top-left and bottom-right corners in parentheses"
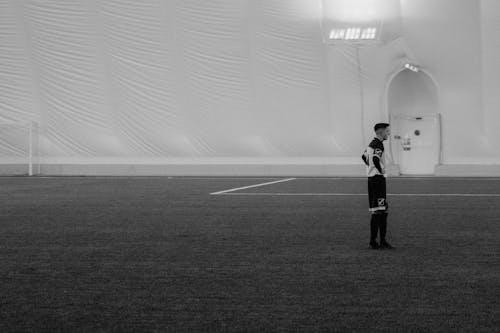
top-left (391, 115), bottom-right (440, 175)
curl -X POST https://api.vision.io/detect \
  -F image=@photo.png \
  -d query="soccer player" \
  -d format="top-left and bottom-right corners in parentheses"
top-left (362, 123), bottom-right (394, 250)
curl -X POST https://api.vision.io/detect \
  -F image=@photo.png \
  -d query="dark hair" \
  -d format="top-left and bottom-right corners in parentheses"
top-left (374, 123), bottom-right (390, 132)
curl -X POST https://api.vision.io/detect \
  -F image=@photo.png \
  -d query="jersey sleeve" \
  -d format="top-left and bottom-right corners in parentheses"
top-left (372, 154), bottom-right (383, 174)
top-left (361, 150), bottom-right (369, 166)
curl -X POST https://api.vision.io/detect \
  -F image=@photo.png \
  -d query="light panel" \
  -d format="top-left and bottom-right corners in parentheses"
top-left (329, 27), bottom-right (378, 41)
top-left (404, 64), bottom-right (420, 72)
top-left (321, 0), bottom-right (401, 44)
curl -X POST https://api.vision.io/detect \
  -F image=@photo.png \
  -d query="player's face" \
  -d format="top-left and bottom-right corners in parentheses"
top-left (382, 127), bottom-right (390, 140)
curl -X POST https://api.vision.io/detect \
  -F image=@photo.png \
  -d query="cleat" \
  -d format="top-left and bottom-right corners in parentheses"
top-left (369, 241), bottom-right (380, 250)
top-left (380, 241), bottom-right (394, 250)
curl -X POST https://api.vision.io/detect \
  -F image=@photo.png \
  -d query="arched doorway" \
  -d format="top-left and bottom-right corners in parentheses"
top-left (387, 68), bottom-right (441, 175)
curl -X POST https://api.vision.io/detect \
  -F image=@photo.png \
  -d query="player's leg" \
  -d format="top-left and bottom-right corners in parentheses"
top-left (379, 213), bottom-right (394, 249)
top-left (370, 213), bottom-right (380, 249)
top-left (368, 177), bottom-right (380, 249)
top-left (377, 177), bottom-right (394, 249)
top-left (379, 213), bottom-right (388, 243)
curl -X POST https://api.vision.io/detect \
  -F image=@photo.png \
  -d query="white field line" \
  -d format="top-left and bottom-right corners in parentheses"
top-left (8, 176), bottom-right (500, 181)
top-left (199, 177), bottom-right (500, 180)
top-left (216, 192), bottom-right (500, 197)
top-left (210, 178), bottom-right (296, 195)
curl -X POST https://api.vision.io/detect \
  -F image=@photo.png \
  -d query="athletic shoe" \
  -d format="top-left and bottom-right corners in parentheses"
top-left (369, 241), bottom-right (380, 250)
top-left (380, 241), bottom-right (394, 250)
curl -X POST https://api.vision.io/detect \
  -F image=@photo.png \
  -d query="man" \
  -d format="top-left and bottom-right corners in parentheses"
top-left (362, 123), bottom-right (394, 250)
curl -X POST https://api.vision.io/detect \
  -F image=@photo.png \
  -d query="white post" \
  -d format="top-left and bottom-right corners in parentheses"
top-left (36, 122), bottom-right (41, 175)
top-left (28, 122), bottom-right (33, 176)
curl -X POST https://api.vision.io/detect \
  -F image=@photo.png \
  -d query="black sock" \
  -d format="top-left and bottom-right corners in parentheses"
top-left (379, 213), bottom-right (388, 243)
top-left (370, 214), bottom-right (379, 243)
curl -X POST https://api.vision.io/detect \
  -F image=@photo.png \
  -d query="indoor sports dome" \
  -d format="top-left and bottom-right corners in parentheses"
top-left (2, 2), bottom-right (500, 332)
top-left (1, 0), bottom-right (500, 177)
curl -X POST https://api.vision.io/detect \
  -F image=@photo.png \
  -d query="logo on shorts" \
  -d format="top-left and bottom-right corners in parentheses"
top-left (378, 198), bottom-right (386, 206)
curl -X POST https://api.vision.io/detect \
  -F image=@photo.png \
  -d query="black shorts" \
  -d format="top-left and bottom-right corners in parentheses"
top-left (368, 175), bottom-right (388, 213)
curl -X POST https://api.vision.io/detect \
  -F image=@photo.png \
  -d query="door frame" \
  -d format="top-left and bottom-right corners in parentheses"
top-left (383, 65), bottom-right (442, 173)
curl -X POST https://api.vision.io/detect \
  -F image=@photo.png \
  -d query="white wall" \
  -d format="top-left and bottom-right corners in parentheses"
top-left (1, 0), bottom-right (500, 175)
top-left (481, 0), bottom-right (500, 159)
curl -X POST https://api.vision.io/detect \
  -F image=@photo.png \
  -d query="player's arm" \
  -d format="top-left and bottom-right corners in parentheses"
top-left (372, 155), bottom-right (383, 174)
top-left (361, 150), bottom-right (369, 166)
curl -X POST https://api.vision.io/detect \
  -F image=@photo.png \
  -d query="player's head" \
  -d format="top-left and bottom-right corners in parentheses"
top-left (374, 123), bottom-right (390, 141)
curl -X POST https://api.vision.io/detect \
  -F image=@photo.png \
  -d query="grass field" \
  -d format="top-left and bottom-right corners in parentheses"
top-left (0, 177), bottom-right (499, 332)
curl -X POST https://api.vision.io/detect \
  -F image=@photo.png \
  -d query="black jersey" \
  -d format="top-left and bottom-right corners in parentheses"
top-left (362, 138), bottom-right (385, 177)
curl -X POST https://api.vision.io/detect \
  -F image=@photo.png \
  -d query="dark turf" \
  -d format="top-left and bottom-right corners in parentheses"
top-left (0, 177), bottom-right (499, 332)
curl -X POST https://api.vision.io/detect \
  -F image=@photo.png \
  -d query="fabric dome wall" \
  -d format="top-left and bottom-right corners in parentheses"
top-left (1, 0), bottom-right (500, 175)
